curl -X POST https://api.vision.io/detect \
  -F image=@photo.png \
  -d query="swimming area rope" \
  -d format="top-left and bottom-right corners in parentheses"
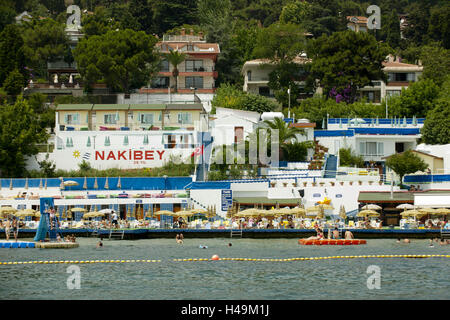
top-left (0, 254), bottom-right (449, 265)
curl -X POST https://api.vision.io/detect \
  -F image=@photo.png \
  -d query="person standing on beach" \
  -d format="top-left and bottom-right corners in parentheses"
top-left (12, 217), bottom-right (18, 242)
top-left (4, 218), bottom-right (11, 241)
top-left (111, 211), bottom-right (118, 229)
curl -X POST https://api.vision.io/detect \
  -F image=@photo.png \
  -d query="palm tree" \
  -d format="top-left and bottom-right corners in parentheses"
top-left (164, 50), bottom-right (186, 93)
top-left (263, 117), bottom-right (305, 160)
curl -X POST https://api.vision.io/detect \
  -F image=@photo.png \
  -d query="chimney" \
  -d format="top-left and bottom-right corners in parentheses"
top-left (181, 28), bottom-right (185, 36)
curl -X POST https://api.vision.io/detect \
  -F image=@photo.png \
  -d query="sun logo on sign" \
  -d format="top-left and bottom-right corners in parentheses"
top-left (73, 150), bottom-right (81, 158)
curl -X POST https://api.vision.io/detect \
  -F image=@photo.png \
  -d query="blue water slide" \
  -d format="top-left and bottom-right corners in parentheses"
top-left (33, 197), bottom-right (54, 241)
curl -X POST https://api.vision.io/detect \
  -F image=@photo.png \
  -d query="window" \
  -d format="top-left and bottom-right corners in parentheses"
top-left (185, 60), bottom-right (203, 72)
top-left (160, 59), bottom-right (169, 72)
top-left (177, 112), bottom-right (192, 124)
top-left (64, 113), bottom-right (80, 125)
top-left (388, 73), bottom-right (415, 82)
top-left (186, 44), bottom-right (194, 51)
top-left (359, 26), bottom-right (367, 32)
top-left (185, 76), bottom-right (203, 88)
top-left (151, 77), bottom-right (169, 88)
top-left (360, 142), bottom-right (384, 156)
top-left (247, 70), bottom-right (252, 81)
top-left (386, 90), bottom-right (401, 97)
top-left (104, 114), bottom-right (117, 125)
top-left (259, 86), bottom-right (270, 97)
top-left (139, 113), bottom-right (154, 125)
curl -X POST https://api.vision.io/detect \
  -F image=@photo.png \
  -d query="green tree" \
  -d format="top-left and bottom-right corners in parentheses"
top-left (386, 150), bottom-right (428, 187)
top-left (339, 147), bottom-right (364, 167)
top-left (428, 4), bottom-right (450, 49)
top-left (419, 44), bottom-right (450, 86)
top-left (211, 83), bottom-right (278, 113)
top-left (307, 30), bottom-right (389, 102)
top-left (383, 9), bottom-right (401, 49)
top-left (0, 3), bottom-right (16, 32)
top-left (81, 6), bottom-right (120, 37)
top-left (387, 79), bottom-right (440, 117)
top-left (421, 100), bottom-right (450, 145)
top-left (0, 24), bottom-right (27, 86)
top-left (163, 50), bottom-right (186, 93)
top-left (283, 141), bottom-right (311, 162)
top-left (74, 29), bottom-right (160, 93)
top-left (263, 117), bottom-right (305, 160)
top-left (3, 69), bottom-right (25, 96)
top-left (21, 18), bottom-right (69, 79)
top-left (253, 23), bottom-right (307, 106)
top-left (152, 0), bottom-right (198, 35)
top-left (402, 2), bottom-right (431, 46)
top-left (279, 0), bottom-right (311, 25)
top-left (0, 97), bottom-right (49, 177)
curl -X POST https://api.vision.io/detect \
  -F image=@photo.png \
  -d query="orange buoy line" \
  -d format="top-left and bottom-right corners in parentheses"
top-left (298, 239), bottom-right (367, 245)
top-left (1, 254), bottom-right (449, 265)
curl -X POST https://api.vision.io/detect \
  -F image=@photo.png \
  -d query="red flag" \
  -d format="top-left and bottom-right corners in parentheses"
top-left (191, 145), bottom-right (204, 157)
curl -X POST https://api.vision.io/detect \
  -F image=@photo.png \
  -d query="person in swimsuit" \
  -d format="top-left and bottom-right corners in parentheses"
top-left (333, 227), bottom-right (340, 239)
top-left (4, 219), bottom-right (11, 241)
top-left (345, 230), bottom-right (354, 240)
top-left (12, 217), bottom-right (18, 242)
top-left (306, 225), bottom-right (324, 240)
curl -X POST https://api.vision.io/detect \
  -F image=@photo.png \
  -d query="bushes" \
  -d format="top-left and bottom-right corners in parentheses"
top-left (339, 147), bottom-right (364, 168)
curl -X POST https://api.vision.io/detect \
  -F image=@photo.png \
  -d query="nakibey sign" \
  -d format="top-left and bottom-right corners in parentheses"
top-left (94, 149), bottom-right (166, 161)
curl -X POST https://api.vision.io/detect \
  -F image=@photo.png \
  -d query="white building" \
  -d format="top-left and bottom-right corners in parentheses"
top-left (315, 117), bottom-right (424, 171)
top-left (211, 108), bottom-right (260, 146)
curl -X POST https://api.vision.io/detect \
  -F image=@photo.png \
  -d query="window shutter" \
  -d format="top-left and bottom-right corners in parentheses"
top-left (360, 142), bottom-right (366, 155)
top-left (377, 143), bottom-right (384, 156)
top-left (64, 114), bottom-right (68, 124)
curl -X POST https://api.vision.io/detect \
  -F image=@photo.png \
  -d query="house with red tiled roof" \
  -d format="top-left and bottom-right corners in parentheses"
top-left (241, 55), bottom-right (313, 99)
top-left (347, 16), bottom-right (369, 32)
top-left (358, 54), bottom-right (423, 103)
top-left (142, 29), bottom-right (220, 95)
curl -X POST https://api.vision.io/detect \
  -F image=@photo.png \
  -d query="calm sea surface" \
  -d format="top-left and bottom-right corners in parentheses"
top-left (0, 238), bottom-right (449, 300)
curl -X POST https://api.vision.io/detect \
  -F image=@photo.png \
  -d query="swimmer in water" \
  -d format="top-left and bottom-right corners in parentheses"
top-left (403, 238), bottom-right (410, 244)
top-left (429, 239), bottom-right (434, 247)
top-left (396, 238), bottom-right (401, 243)
top-left (176, 234), bottom-right (183, 244)
top-left (97, 241), bottom-right (103, 248)
top-left (228, 243), bottom-right (232, 247)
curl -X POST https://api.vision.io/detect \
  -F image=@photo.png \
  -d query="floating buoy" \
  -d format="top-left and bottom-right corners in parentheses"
top-left (211, 255), bottom-right (220, 261)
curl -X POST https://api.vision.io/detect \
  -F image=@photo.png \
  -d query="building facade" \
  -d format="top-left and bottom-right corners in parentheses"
top-left (142, 31), bottom-right (220, 95)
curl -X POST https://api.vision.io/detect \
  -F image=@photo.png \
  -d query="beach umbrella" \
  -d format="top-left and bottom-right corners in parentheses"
top-left (190, 208), bottom-right (208, 214)
top-left (306, 206), bottom-right (321, 214)
top-left (39, 178), bottom-right (43, 189)
top-left (9, 178), bottom-right (12, 190)
top-left (376, 117), bottom-right (379, 126)
top-left (154, 210), bottom-right (174, 216)
top-left (24, 177), bottom-right (28, 190)
top-left (322, 118), bottom-right (325, 129)
top-left (117, 176), bottom-right (121, 189)
top-left (104, 177), bottom-right (109, 189)
top-left (435, 208), bottom-right (450, 215)
top-left (361, 204), bottom-right (382, 210)
top-left (396, 203), bottom-right (415, 210)
top-left (86, 136), bottom-right (91, 147)
top-left (99, 208), bottom-right (114, 214)
top-left (174, 210), bottom-right (196, 217)
top-left (15, 209), bottom-right (37, 217)
top-left (419, 208), bottom-right (438, 214)
top-left (44, 178), bottom-right (47, 190)
top-left (339, 118), bottom-right (342, 128)
top-left (357, 210), bottom-right (379, 217)
top-left (70, 207), bottom-right (87, 213)
top-left (94, 177), bottom-right (98, 189)
top-left (64, 180), bottom-right (79, 187)
top-left (143, 135), bottom-right (149, 145)
top-left (235, 208), bottom-right (260, 217)
top-left (83, 176), bottom-right (87, 189)
top-left (401, 210), bottom-right (424, 218)
top-left (290, 207), bottom-right (306, 215)
top-left (0, 206), bottom-right (17, 214)
top-left (403, 116), bottom-right (407, 127)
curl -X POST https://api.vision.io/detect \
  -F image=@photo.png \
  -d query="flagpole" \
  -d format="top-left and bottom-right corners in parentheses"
top-left (288, 86), bottom-right (291, 119)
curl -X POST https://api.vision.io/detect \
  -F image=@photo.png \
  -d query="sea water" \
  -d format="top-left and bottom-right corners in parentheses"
top-left (0, 238), bottom-right (448, 300)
